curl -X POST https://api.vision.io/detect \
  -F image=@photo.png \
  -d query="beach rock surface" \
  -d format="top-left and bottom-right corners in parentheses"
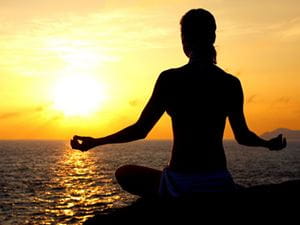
top-left (84, 179), bottom-right (300, 224)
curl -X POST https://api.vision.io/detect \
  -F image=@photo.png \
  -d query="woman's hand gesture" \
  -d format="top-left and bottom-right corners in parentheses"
top-left (70, 135), bottom-right (97, 152)
top-left (267, 134), bottom-right (287, 151)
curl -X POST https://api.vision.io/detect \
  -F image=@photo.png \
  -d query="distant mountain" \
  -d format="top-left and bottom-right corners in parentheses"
top-left (261, 128), bottom-right (300, 141)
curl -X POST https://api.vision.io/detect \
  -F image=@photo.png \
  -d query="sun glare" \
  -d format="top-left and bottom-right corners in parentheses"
top-left (52, 75), bottom-right (105, 116)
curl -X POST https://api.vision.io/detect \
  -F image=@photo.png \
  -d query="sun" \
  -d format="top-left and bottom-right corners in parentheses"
top-left (52, 75), bottom-right (105, 116)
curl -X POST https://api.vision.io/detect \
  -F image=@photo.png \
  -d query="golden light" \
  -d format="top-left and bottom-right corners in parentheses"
top-left (52, 74), bottom-right (105, 116)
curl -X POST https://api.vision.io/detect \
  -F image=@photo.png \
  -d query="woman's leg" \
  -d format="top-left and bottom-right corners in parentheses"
top-left (115, 165), bottom-right (162, 198)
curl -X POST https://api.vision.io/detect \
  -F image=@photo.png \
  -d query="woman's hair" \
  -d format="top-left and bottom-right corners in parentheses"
top-left (180, 9), bottom-right (217, 64)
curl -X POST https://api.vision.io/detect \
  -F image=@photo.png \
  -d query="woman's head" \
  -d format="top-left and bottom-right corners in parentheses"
top-left (180, 9), bottom-right (217, 64)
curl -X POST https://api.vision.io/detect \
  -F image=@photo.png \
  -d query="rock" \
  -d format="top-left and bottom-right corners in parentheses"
top-left (83, 179), bottom-right (300, 224)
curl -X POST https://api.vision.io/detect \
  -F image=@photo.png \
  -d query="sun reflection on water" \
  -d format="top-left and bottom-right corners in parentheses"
top-left (40, 146), bottom-right (120, 224)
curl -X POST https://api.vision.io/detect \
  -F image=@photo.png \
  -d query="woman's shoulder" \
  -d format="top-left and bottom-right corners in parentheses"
top-left (160, 65), bottom-right (188, 76)
top-left (157, 66), bottom-right (187, 83)
top-left (158, 64), bottom-right (241, 88)
top-left (213, 65), bottom-right (241, 83)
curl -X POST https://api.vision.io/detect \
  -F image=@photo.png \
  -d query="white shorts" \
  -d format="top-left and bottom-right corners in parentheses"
top-left (159, 167), bottom-right (236, 197)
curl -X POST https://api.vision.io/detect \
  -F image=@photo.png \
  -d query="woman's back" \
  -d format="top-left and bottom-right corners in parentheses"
top-left (161, 62), bottom-right (241, 172)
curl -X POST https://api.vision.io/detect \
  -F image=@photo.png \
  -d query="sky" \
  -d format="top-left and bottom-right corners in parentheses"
top-left (0, 0), bottom-right (300, 140)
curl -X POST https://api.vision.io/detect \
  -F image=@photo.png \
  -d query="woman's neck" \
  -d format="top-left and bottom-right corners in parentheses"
top-left (188, 56), bottom-right (213, 65)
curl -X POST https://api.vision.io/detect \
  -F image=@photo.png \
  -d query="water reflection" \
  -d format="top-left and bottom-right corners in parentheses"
top-left (40, 145), bottom-right (120, 224)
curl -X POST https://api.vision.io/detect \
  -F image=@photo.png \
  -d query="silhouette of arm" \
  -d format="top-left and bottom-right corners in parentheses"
top-left (71, 73), bottom-right (166, 151)
top-left (228, 78), bottom-right (286, 150)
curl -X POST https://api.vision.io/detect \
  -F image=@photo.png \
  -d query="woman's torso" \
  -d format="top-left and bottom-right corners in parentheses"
top-left (161, 62), bottom-right (238, 172)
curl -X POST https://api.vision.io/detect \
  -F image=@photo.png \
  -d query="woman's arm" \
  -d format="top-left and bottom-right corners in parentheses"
top-left (228, 78), bottom-right (287, 150)
top-left (71, 73), bottom-right (167, 151)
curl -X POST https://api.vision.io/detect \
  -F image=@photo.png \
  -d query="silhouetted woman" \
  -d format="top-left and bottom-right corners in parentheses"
top-left (71, 9), bottom-right (286, 196)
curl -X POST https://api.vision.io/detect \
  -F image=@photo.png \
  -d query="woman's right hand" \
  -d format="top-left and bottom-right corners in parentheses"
top-left (267, 134), bottom-right (287, 151)
top-left (70, 135), bottom-right (98, 152)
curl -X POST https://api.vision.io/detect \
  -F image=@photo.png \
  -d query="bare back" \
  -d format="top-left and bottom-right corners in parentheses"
top-left (157, 62), bottom-right (242, 172)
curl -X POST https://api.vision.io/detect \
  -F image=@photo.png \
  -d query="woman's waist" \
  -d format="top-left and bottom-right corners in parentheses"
top-left (168, 155), bottom-right (227, 173)
top-left (168, 163), bottom-right (227, 173)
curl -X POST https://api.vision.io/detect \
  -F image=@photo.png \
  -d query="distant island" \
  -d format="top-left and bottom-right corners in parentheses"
top-left (261, 128), bottom-right (300, 141)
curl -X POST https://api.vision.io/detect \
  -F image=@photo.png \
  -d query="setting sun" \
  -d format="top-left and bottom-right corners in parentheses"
top-left (52, 75), bottom-right (105, 116)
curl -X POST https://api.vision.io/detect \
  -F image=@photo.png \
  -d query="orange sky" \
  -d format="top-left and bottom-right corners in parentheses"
top-left (0, 0), bottom-right (300, 140)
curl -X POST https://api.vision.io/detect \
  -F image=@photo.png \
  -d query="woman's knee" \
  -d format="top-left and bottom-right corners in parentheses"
top-left (115, 165), bottom-right (136, 183)
top-left (115, 165), bottom-right (162, 197)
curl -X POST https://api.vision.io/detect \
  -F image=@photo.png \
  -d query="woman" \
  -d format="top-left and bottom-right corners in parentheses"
top-left (71, 9), bottom-right (286, 196)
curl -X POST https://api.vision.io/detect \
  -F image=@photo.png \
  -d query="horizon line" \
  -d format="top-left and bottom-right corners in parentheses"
top-left (0, 138), bottom-right (235, 141)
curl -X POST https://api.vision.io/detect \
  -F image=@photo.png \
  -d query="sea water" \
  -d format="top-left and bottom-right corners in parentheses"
top-left (0, 140), bottom-right (299, 224)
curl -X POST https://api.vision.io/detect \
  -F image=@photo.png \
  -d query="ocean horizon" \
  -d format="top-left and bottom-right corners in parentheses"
top-left (0, 139), bottom-right (299, 224)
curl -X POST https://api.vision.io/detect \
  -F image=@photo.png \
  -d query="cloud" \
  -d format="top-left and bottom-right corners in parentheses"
top-left (268, 96), bottom-right (292, 110)
top-left (275, 96), bottom-right (290, 104)
top-left (246, 94), bottom-right (257, 104)
top-left (0, 7), bottom-right (175, 77)
top-left (33, 114), bottom-right (64, 129)
top-left (0, 112), bottom-right (20, 120)
top-left (129, 99), bottom-right (142, 107)
top-left (0, 105), bottom-right (47, 120)
top-left (273, 17), bottom-right (300, 41)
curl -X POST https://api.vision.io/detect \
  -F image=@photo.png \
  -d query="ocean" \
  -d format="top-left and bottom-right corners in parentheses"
top-left (0, 140), bottom-right (299, 224)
